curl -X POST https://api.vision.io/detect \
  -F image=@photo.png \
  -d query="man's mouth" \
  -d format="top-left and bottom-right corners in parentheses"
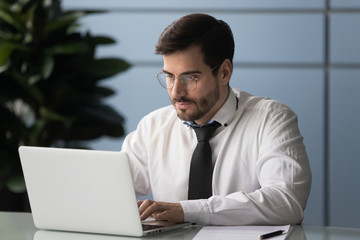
top-left (173, 98), bottom-right (193, 110)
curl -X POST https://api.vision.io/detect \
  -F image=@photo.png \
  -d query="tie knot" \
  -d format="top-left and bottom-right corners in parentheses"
top-left (192, 122), bottom-right (221, 142)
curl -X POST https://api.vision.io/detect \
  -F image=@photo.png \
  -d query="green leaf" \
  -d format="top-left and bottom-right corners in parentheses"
top-left (0, 147), bottom-right (17, 176)
top-left (48, 41), bottom-right (90, 55)
top-left (6, 175), bottom-right (26, 193)
top-left (39, 107), bottom-right (66, 122)
top-left (0, 75), bottom-right (21, 103)
top-left (0, 9), bottom-right (25, 32)
top-left (85, 58), bottom-right (131, 80)
top-left (92, 36), bottom-right (116, 45)
top-left (0, 1), bottom-right (7, 9)
top-left (0, 41), bottom-right (29, 69)
top-left (11, 70), bottom-right (44, 104)
top-left (93, 86), bottom-right (115, 98)
top-left (0, 104), bottom-right (29, 145)
top-left (27, 119), bottom-right (47, 146)
top-left (41, 54), bottom-right (54, 79)
top-left (0, 47), bottom-right (12, 67)
top-left (60, 101), bottom-right (125, 141)
top-left (21, 0), bottom-right (43, 14)
top-left (0, 61), bottom-right (10, 73)
top-left (84, 102), bottom-right (124, 124)
top-left (66, 23), bottom-right (80, 34)
top-left (0, 41), bottom-right (30, 52)
top-left (64, 117), bottom-right (124, 141)
top-left (43, 11), bottom-right (85, 37)
top-left (28, 74), bottom-right (41, 85)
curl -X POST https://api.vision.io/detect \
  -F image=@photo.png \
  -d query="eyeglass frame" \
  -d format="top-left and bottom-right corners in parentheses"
top-left (156, 65), bottom-right (219, 91)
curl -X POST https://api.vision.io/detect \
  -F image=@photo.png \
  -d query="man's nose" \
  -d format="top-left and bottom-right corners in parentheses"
top-left (170, 79), bottom-right (187, 98)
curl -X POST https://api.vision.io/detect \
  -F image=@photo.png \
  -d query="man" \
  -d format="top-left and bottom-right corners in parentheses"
top-left (121, 13), bottom-right (311, 225)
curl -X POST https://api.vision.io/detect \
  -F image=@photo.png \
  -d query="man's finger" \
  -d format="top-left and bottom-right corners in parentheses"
top-left (137, 200), bottom-right (184, 223)
top-left (137, 200), bottom-right (143, 207)
top-left (139, 200), bottom-right (162, 220)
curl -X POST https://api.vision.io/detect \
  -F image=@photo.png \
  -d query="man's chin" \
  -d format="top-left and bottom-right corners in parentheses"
top-left (176, 109), bottom-right (204, 123)
top-left (176, 109), bottom-right (191, 122)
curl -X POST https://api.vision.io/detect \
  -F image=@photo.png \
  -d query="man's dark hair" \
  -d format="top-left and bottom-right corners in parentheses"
top-left (155, 13), bottom-right (235, 73)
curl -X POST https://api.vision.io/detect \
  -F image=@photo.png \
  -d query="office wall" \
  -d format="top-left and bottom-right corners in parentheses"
top-left (63, 0), bottom-right (360, 227)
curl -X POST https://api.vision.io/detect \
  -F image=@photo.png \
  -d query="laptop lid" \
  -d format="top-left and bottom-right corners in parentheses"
top-left (19, 146), bottom-right (188, 237)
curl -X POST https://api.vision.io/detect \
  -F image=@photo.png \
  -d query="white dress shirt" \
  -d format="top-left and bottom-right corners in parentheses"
top-left (121, 88), bottom-right (312, 225)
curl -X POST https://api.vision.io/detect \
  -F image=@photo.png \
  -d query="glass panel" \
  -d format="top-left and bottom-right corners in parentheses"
top-left (331, 0), bottom-right (360, 8)
top-left (330, 13), bottom-right (360, 64)
top-left (329, 69), bottom-right (360, 228)
top-left (228, 14), bottom-right (323, 64)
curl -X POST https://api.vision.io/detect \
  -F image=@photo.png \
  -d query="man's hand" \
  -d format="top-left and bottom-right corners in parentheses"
top-left (137, 200), bottom-right (184, 223)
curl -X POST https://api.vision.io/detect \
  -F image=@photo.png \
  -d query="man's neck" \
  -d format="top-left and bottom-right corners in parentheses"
top-left (194, 86), bottom-right (230, 126)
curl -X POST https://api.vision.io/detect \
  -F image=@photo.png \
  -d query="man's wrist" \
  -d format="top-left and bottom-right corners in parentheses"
top-left (179, 199), bottom-right (211, 224)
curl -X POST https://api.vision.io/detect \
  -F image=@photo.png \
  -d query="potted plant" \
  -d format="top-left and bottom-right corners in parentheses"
top-left (0, 0), bottom-right (131, 210)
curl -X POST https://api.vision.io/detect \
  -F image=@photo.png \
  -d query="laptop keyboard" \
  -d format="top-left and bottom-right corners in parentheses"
top-left (142, 224), bottom-right (165, 231)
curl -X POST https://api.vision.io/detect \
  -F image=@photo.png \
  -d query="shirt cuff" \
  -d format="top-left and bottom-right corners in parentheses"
top-left (179, 199), bottom-right (211, 225)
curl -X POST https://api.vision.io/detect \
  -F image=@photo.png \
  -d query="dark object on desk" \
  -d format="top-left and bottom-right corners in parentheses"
top-left (258, 230), bottom-right (286, 239)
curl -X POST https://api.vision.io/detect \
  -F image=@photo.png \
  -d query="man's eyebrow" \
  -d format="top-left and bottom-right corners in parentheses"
top-left (162, 69), bottom-right (202, 75)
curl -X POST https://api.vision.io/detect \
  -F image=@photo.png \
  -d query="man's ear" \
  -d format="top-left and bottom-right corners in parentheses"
top-left (218, 59), bottom-right (232, 85)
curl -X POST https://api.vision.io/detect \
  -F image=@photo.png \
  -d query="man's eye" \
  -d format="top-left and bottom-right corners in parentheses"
top-left (184, 75), bottom-right (197, 80)
top-left (165, 74), bottom-right (175, 80)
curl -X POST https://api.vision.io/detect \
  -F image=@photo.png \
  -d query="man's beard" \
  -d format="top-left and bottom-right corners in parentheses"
top-left (171, 84), bottom-right (220, 122)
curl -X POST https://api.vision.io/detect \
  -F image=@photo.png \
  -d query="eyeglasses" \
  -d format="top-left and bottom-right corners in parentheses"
top-left (156, 65), bottom-right (218, 91)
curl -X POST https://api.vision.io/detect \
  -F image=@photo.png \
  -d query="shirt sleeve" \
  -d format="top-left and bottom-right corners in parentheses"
top-left (121, 119), bottom-right (152, 198)
top-left (180, 109), bottom-right (312, 225)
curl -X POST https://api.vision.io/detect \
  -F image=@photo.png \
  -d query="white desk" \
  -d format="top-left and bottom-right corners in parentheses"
top-left (1, 212), bottom-right (360, 240)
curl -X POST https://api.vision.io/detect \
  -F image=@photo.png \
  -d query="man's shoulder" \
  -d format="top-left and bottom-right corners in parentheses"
top-left (233, 88), bottom-right (294, 115)
top-left (141, 105), bottom-right (179, 124)
top-left (146, 105), bottom-right (175, 117)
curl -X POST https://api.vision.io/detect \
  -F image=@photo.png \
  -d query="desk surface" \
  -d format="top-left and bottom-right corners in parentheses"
top-left (1, 212), bottom-right (360, 240)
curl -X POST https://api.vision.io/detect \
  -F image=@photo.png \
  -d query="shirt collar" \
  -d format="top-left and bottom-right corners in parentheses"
top-left (184, 88), bottom-right (238, 128)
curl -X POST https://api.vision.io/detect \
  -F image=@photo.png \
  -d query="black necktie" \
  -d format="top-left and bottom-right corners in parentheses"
top-left (188, 122), bottom-right (221, 200)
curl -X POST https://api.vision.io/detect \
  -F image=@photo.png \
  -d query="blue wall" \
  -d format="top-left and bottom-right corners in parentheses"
top-left (63, 0), bottom-right (360, 227)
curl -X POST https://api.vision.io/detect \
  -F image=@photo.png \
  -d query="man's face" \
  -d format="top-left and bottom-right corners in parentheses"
top-left (162, 45), bottom-right (222, 125)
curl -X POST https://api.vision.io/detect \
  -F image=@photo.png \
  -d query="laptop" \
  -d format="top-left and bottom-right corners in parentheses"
top-left (18, 146), bottom-right (190, 237)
